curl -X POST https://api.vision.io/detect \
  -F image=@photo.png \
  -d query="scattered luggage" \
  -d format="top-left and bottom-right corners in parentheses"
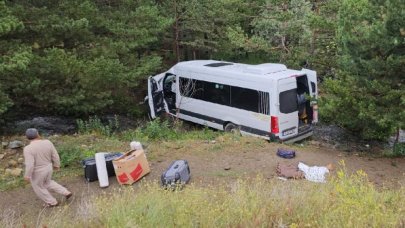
top-left (161, 160), bottom-right (190, 189)
top-left (277, 148), bottom-right (296, 159)
top-left (82, 152), bottom-right (122, 182)
top-left (113, 150), bottom-right (150, 185)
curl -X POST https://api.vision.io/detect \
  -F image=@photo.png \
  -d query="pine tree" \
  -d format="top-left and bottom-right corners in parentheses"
top-left (0, 1), bottom-right (32, 116)
top-left (1, 0), bottom-right (171, 116)
top-left (322, 0), bottom-right (405, 140)
top-left (160, 0), bottom-right (250, 62)
top-left (225, 0), bottom-right (316, 67)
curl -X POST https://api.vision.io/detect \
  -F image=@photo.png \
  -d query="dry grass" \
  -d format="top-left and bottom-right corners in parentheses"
top-left (0, 208), bottom-right (23, 228)
top-left (16, 167), bottom-right (404, 228)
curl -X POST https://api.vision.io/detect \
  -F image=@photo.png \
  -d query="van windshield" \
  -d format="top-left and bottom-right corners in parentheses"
top-left (279, 89), bottom-right (298, 114)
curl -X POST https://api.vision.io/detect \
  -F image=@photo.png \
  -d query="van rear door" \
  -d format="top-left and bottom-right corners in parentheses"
top-left (301, 69), bottom-right (317, 98)
top-left (277, 77), bottom-right (299, 140)
top-left (301, 69), bottom-right (318, 123)
top-left (147, 76), bottom-right (165, 119)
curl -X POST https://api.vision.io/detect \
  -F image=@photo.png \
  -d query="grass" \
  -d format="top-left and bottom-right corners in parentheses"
top-left (119, 118), bottom-right (220, 142)
top-left (2, 117), bottom-right (404, 226)
top-left (208, 170), bottom-right (245, 178)
top-left (0, 118), bottom-right (221, 191)
top-left (20, 167), bottom-right (405, 228)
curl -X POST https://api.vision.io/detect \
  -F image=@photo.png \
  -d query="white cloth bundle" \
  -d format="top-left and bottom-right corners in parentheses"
top-left (298, 162), bottom-right (329, 183)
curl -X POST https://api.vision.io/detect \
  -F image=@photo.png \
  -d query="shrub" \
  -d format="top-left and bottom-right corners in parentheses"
top-left (393, 143), bottom-right (405, 156)
top-left (120, 118), bottom-right (220, 142)
top-left (77, 115), bottom-right (119, 136)
top-left (58, 145), bottom-right (84, 168)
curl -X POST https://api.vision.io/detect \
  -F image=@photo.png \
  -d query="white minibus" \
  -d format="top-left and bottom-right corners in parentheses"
top-left (146, 60), bottom-right (318, 143)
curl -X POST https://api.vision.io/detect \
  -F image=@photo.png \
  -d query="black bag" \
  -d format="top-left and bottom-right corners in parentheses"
top-left (161, 160), bottom-right (191, 189)
top-left (82, 152), bottom-right (122, 182)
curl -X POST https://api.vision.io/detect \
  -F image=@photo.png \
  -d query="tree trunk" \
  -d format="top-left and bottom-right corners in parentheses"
top-left (173, 0), bottom-right (181, 63)
top-left (395, 127), bottom-right (400, 143)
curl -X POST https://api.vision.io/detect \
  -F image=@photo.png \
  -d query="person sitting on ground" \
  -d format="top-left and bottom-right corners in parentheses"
top-left (23, 128), bottom-right (72, 207)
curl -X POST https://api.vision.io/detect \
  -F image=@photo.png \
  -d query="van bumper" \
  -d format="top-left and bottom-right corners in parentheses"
top-left (270, 126), bottom-right (313, 143)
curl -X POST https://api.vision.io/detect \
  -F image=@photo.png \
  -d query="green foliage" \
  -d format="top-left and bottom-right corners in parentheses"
top-left (223, 0), bottom-right (316, 68)
top-left (57, 145), bottom-right (83, 168)
top-left (0, 1), bottom-right (33, 117)
top-left (322, 0), bottom-right (405, 140)
top-left (393, 143), bottom-right (405, 157)
top-left (160, 0), bottom-right (252, 61)
top-left (0, 0), bottom-right (171, 119)
top-left (120, 118), bottom-right (219, 142)
top-left (77, 115), bottom-right (119, 136)
top-left (0, 175), bottom-right (25, 191)
top-left (141, 118), bottom-right (174, 140)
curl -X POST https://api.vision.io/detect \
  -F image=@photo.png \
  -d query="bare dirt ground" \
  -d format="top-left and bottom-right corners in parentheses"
top-left (1, 136), bottom-right (404, 226)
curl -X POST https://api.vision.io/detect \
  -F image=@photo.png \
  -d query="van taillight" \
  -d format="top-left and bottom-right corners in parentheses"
top-left (271, 116), bottom-right (279, 134)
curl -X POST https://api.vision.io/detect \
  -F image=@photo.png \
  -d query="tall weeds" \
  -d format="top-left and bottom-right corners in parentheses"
top-left (32, 170), bottom-right (405, 228)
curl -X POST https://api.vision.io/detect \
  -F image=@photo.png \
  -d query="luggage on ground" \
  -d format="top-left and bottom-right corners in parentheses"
top-left (112, 149), bottom-right (150, 185)
top-left (82, 152), bottom-right (122, 182)
top-left (277, 148), bottom-right (296, 159)
top-left (161, 160), bottom-right (190, 189)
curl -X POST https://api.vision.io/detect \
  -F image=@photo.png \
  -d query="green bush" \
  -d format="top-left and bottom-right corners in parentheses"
top-left (77, 115), bottom-right (119, 136)
top-left (393, 143), bottom-right (405, 156)
top-left (58, 145), bottom-right (83, 168)
top-left (120, 118), bottom-right (219, 142)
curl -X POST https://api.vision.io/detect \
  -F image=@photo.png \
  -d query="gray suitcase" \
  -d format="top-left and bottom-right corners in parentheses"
top-left (161, 160), bottom-right (190, 188)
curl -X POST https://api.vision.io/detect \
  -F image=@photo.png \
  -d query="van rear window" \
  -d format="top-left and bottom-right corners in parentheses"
top-left (279, 89), bottom-right (298, 114)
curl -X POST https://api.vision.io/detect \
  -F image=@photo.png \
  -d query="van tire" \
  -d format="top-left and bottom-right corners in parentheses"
top-left (224, 123), bottom-right (240, 134)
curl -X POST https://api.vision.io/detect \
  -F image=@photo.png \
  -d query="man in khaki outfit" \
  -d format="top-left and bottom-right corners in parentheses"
top-left (23, 128), bottom-right (72, 207)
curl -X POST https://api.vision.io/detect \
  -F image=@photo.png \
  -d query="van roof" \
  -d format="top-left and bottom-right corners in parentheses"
top-left (173, 60), bottom-right (304, 81)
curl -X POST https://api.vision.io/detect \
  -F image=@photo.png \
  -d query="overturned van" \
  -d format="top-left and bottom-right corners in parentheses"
top-left (146, 60), bottom-right (318, 143)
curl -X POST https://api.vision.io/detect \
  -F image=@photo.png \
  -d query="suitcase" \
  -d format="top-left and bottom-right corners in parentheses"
top-left (82, 152), bottom-right (122, 182)
top-left (161, 160), bottom-right (190, 189)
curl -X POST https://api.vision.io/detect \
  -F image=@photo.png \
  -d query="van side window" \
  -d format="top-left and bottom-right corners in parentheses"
top-left (204, 82), bottom-right (230, 105)
top-left (279, 89), bottom-right (298, 114)
top-left (259, 91), bottom-right (270, 115)
top-left (230, 86), bottom-right (259, 113)
top-left (179, 78), bottom-right (204, 99)
top-left (179, 77), bottom-right (270, 114)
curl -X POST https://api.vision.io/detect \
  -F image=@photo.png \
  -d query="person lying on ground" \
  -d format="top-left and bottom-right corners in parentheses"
top-left (23, 128), bottom-right (72, 207)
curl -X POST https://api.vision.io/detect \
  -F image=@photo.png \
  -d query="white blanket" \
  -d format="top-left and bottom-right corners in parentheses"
top-left (298, 162), bottom-right (329, 183)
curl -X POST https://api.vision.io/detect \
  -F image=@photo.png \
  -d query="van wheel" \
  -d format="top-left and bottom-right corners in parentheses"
top-left (224, 123), bottom-right (240, 134)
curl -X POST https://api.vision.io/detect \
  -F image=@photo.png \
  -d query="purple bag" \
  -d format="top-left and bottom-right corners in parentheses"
top-left (277, 148), bottom-right (296, 159)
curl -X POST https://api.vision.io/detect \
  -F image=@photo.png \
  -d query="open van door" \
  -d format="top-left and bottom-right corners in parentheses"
top-left (277, 77), bottom-right (299, 140)
top-left (147, 76), bottom-right (165, 119)
top-left (301, 69), bottom-right (318, 123)
top-left (301, 69), bottom-right (317, 98)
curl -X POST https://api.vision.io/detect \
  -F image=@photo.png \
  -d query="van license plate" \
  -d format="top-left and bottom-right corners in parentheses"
top-left (282, 128), bottom-right (295, 136)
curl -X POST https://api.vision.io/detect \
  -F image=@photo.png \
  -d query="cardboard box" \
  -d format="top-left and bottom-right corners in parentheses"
top-left (112, 150), bottom-right (150, 185)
